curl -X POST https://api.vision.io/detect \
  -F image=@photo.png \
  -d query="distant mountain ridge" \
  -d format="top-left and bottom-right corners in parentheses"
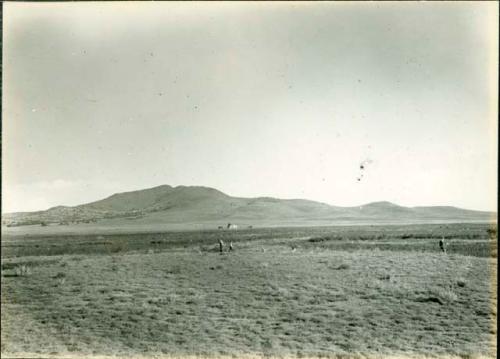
top-left (2, 185), bottom-right (495, 228)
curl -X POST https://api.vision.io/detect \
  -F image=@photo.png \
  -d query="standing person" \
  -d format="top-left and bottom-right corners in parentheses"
top-left (439, 237), bottom-right (446, 253)
top-left (218, 239), bottom-right (224, 253)
top-left (229, 241), bottom-right (233, 252)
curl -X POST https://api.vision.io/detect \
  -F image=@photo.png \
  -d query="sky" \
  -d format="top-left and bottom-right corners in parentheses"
top-left (2, 1), bottom-right (498, 213)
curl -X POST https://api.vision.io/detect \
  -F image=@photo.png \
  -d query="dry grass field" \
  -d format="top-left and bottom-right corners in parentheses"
top-left (1, 223), bottom-right (497, 358)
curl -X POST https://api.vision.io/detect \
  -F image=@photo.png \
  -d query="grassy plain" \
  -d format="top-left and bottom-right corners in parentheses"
top-left (1, 223), bottom-right (497, 358)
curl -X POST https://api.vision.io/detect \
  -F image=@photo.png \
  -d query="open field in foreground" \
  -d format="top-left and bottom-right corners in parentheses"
top-left (1, 223), bottom-right (497, 358)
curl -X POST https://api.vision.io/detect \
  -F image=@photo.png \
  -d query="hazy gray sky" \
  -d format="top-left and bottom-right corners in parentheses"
top-left (3, 2), bottom-right (498, 213)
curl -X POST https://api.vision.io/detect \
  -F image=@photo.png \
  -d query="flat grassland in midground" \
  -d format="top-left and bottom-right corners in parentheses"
top-left (1, 223), bottom-right (497, 358)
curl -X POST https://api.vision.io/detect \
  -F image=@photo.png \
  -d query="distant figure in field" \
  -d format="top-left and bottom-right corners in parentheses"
top-left (218, 239), bottom-right (224, 253)
top-left (439, 238), bottom-right (446, 253)
top-left (229, 241), bottom-right (233, 251)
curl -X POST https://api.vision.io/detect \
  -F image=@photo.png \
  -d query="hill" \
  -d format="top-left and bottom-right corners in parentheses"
top-left (2, 185), bottom-right (495, 230)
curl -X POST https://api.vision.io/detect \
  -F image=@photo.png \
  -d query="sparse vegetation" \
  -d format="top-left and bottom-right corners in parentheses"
top-left (1, 222), bottom-right (496, 358)
top-left (332, 263), bottom-right (350, 270)
top-left (14, 264), bottom-right (31, 277)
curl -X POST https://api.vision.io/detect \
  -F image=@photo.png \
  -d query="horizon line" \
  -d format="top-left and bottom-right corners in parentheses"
top-left (2, 183), bottom-right (497, 215)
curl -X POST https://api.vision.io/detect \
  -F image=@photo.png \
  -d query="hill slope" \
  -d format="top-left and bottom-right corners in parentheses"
top-left (2, 185), bottom-right (495, 228)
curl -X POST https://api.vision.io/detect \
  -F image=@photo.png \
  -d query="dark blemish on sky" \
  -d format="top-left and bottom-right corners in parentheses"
top-left (357, 158), bottom-right (373, 182)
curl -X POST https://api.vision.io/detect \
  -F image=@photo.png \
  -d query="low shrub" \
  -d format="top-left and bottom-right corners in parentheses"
top-left (436, 288), bottom-right (458, 303)
top-left (332, 263), bottom-right (350, 270)
top-left (14, 264), bottom-right (31, 277)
